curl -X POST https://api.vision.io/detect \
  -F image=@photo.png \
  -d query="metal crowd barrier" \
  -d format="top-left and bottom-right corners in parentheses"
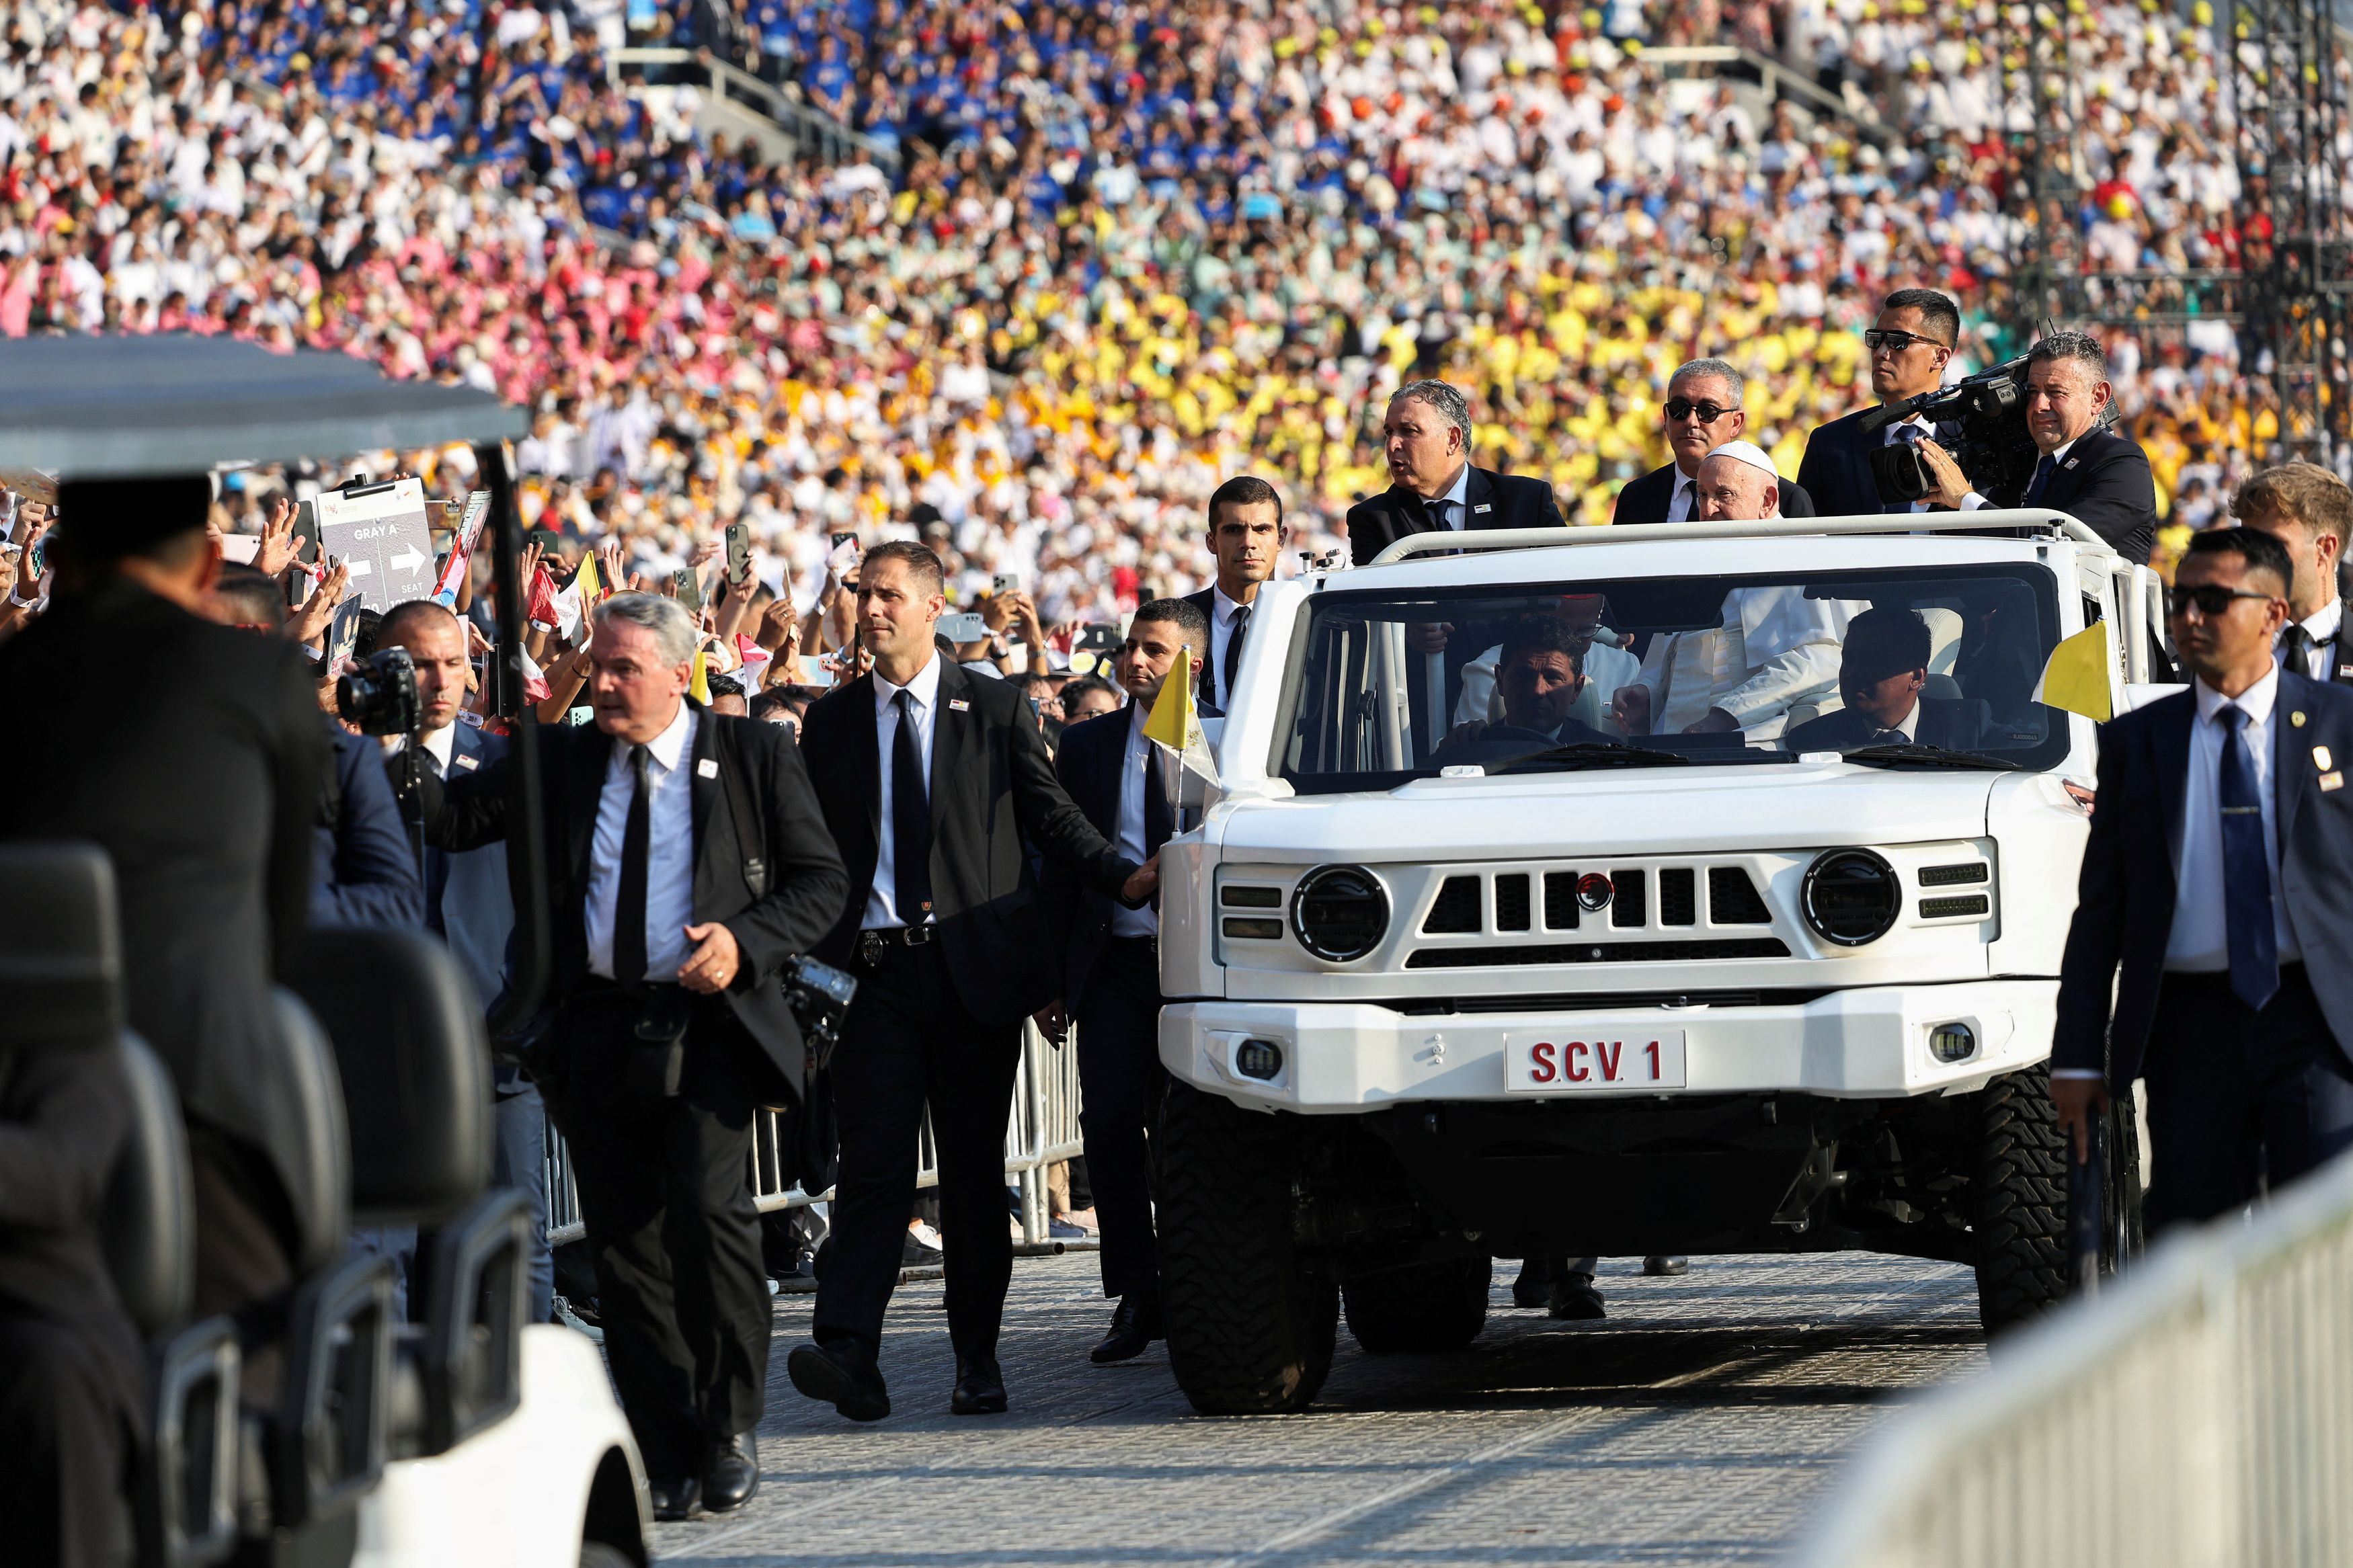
top-left (546, 1021), bottom-right (1086, 1249)
top-left (1803, 1153), bottom-right (2353, 1568)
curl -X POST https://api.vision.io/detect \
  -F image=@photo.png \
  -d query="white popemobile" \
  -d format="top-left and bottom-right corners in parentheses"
top-left (1150, 511), bottom-right (2167, 1415)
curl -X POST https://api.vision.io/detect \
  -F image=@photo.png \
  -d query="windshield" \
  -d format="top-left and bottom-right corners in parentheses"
top-left (1274, 563), bottom-right (2069, 791)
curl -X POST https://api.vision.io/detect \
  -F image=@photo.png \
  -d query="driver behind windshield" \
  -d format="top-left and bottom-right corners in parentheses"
top-left (1784, 607), bottom-right (1981, 752)
top-left (1432, 615), bottom-right (1617, 765)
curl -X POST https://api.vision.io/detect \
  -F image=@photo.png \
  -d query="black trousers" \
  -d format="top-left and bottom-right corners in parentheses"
top-left (545, 989), bottom-right (770, 1477)
top-left (2143, 965), bottom-right (2353, 1233)
top-left (815, 940), bottom-right (1022, 1366)
top-left (0, 1317), bottom-right (134, 1568)
top-left (1074, 937), bottom-right (1164, 1302)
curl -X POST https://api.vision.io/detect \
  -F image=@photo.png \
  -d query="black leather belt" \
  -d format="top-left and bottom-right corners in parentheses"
top-left (857, 925), bottom-right (936, 966)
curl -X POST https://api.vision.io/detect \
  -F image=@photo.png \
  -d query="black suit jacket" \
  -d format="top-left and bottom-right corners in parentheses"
top-left (1043, 706), bottom-right (1170, 1006)
top-left (1794, 406), bottom-right (1899, 520)
top-left (1345, 465), bottom-right (1564, 563)
top-left (1613, 461), bottom-right (1818, 525)
top-left (420, 704), bottom-right (849, 1103)
top-left (0, 580), bottom-right (327, 1210)
top-left (2032, 428), bottom-right (2157, 565)
top-left (1782, 698), bottom-right (1979, 753)
top-left (799, 657), bottom-right (1138, 1027)
top-left (2055, 673), bottom-right (2353, 1089)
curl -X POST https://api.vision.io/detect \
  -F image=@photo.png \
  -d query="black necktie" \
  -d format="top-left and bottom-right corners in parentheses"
top-left (1143, 741), bottom-right (1172, 857)
top-left (2217, 707), bottom-right (2279, 1012)
top-left (2026, 452), bottom-right (2059, 505)
top-left (1872, 727), bottom-right (1909, 745)
top-left (891, 689), bottom-right (933, 925)
top-left (2282, 624), bottom-right (2317, 676)
top-left (1220, 606), bottom-right (1250, 706)
top-left (614, 743), bottom-right (651, 983)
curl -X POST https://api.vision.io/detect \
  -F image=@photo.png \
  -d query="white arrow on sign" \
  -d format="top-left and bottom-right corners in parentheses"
top-left (389, 545), bottom-right (428, 575)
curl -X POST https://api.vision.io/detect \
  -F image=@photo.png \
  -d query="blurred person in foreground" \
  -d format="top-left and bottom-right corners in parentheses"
top-left (2054, 527), bottom-right (2353, 1233)
top-left (1346, 380), bottom-right (1565, 561)
top-left (1043, 598), bottom-right (1210, 1364)
top-left (789, 543), bottom-right (1152, 1422)
top-left (1614, 359), bottom-right (1818, 524)
top-left (2235, 462), bottom-right (2353, 685)
top-left (407, 591), bottom-right (848, 1519)
top-left (372, 598), bottom-right (551, 1325)
top-left (1185, 474), bottom-right (1283, 712)
top-left (0, 477), bottom-right (326, 1393)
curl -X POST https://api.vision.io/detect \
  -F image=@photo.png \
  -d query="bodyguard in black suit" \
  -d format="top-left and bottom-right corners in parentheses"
top-left (1345, 379), bottom-right (1565, 561)
top-left (0, 477), bottom-right (327, 1376)
top-left (1780, 608), bottom-right (1984, 753)
top-left (1182, 474), bottom-right (1282, 712)
top-left (2053, 529), bottom-right (2353, 1232)
top-left (1612, 358), bottom-right (1818, 526)
top-left (1797, 288), bottom-right (1966, 518)
top-left (415, 591), bottom-right (847, 1519)
top-left (1045, 598), bottom-right (1210, 1364)
top-left (2234, 461), bottom-right (2353, 688)
top-left (791, 542), bottom-right (1152, 1421)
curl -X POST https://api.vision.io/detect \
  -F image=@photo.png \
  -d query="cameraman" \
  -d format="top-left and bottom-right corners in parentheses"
top-left (1993, 331), bottom-right (2157, 563)
top-left (1798, 288), bottom-right (1970, 518)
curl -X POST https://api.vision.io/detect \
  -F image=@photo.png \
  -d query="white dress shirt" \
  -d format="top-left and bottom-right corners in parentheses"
top-left (1425, 463), bottom-right (1472, 531)
top-left (1111, 703), bottom-right (1158, 938)
top-left (2278, 597), bottom-right (2342, 681)
top-left (1666, 468), bottom-right (1698, 522)
top-left (585, 701), bottom-right (699, 981)
top-left (1887, 415), bottom-right (1993, 513)
top-left (1207, 583), bottom-right (1253, 706)
top-left (2165, 670), bottom-right (2301, 972)
top-left (864, 653), bottom-right (942, 930)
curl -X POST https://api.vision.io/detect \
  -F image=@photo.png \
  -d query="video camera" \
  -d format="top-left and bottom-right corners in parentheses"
top-left (782, 953), bottom-right (857, 1067)
top-left (337, 646), bottom-right (422, 736)
top-left (1864, 353), bottom-right (2043, 508)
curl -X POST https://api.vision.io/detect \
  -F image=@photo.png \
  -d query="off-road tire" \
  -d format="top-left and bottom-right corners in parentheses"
top-left (1974, 1065), bottom-right (2071, 1335)
top-left (1343, 1257), bottom-right (1492, 1354)
top-left (1158, 1081), bottom-right (1338, 1414)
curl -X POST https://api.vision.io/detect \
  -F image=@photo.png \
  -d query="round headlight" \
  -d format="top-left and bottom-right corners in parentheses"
top-left (1801, 850), bottom-right (1899, 947)
top-left (1290, 865), bottom-right (1390, 962)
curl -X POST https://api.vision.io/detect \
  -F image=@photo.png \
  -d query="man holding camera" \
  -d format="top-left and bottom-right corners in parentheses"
top-left (407, 591), bottom-right (848, 1521)
top-left (1797, 290), bottom-right (1971, 518)
top-left (1995, 332), bottom-right (2157, 563)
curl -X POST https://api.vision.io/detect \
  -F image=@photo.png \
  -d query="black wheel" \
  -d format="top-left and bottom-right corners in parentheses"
top-left (1343, 1257), bottom-right (1492, 1354)
top-left (1158, 1081), bottom-right (1338, 1414)
top-left (2099, 1093), bottom-right (2146, 1270)
top-left (1972, 1065), bottom-right (2069, 1335)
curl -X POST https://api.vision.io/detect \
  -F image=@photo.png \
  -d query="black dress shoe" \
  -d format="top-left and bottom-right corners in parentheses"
top-left (648, 1475), bottom-right (701, 1522)
top-left (1548, 1272), bottom-right (1607, 1321)
top-left (1089, 1294), bottom-right (1164, 1364)
top-left (702, 1432), bottom-right (760, 1514)
top-left (1511, 1255), bottom-right (1556, 1309)
top-left (951, 1356), bottom-right (1008, 1415)
top-left (787, 1339), bottom-right (891, 1422)
top-left (1643, 1254), bottom-right (1689, 1276)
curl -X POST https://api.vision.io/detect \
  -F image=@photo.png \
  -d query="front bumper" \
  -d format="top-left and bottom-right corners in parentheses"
top-left (1161, 980), bottom-right (2055, 1111)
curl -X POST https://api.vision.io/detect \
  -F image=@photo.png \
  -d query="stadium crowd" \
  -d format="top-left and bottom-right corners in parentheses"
top-left (1, 0), bottom-right (2301, 613)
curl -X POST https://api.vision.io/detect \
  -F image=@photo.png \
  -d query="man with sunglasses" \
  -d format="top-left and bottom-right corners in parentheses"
top-left (2053, 527), bottom-right (2353, 1236)
top-left (1613, 359), bottom-right (1817, 526)
top-left (1797, 289), bottom-right (1972, 518)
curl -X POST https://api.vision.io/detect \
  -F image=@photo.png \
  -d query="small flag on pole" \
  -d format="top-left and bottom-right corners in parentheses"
top-left (1142, 645), bottom-right (1220, 784)
top-left (2032, 624), bottom-right (2114, 722)
top-left (689, 646), bottom-right (712, 706)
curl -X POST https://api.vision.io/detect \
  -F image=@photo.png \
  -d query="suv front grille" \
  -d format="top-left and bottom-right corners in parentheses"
top-left (1423, 876), bottom-right (1481, 934)
top-left (1708, 867), bottom-right (1773, 924)
top-left (1406, 937), bottom-right (1792, 968)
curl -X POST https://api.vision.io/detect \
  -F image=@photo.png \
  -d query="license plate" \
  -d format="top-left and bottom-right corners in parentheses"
top-left (1505, 1030), bottom-right (1687, 1094)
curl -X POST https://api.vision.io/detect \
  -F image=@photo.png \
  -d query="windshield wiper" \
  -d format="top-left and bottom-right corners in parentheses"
top-left (1837, 742), bottom-right (2024, 772)
top-left (1492, 741), bottom-right (1694, 772)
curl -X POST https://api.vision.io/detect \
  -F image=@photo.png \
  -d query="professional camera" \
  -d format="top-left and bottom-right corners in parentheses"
top-left (1864, 353), bottom-right (2038, 507)
top-left (337, 645), bottom-right (422, 736)
top-left (781, 953), bottom-right (858, 1066)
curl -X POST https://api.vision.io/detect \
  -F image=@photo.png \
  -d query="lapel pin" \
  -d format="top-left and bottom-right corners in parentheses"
top-left (1473, 502), bottom-right (1492, 513)
top-left (2317, 745), bottom-right (2336, 772)
top-left (696, 757), bottom-right (719, 778)
top-left (2292, 710), bottom-right (2309, 728)
top-left (2324, 772), bottom-right (2346, 793)
top-left (453, 753), bottom-right (479, 770)
top-left (949, 698), bottom-right (971, 712)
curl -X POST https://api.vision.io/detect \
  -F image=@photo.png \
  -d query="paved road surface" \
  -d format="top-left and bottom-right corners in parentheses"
top-left (649, 1250), bottom-right (1984, 1566)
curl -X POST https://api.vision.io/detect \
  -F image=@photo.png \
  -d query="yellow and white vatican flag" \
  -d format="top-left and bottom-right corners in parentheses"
top-left (2032, 623), bottom-right (2114, 722)
top-left (1143, 645), bottom-right (1220, 785)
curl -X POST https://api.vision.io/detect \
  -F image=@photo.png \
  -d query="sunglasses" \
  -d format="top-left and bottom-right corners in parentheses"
top-left (2166, 585), bottom-right (2279, 618)
top-left (1863, 329), bottom-right (1946, 354)
top-left (1663, 398), bottom-right (1740, 423)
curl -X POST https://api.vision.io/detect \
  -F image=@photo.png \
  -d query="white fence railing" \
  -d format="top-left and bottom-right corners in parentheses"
top-left (1804, 1154), bottom-right (2353, 1568)
top-left (546, 1020), bottom-right (1085, 1251)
